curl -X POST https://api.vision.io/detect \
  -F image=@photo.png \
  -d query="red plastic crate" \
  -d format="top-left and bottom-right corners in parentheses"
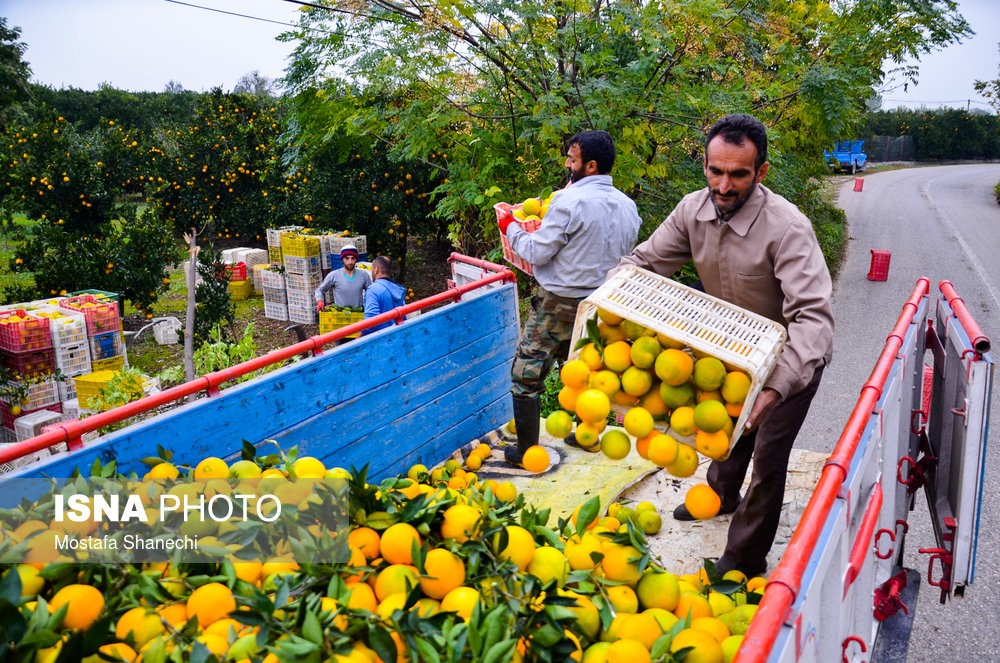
top-left (225, 261), bottom-right (248, 281)
top-left (58, 295), bottom-right (120, 335)
top-left (2, 347), bottom-right (55, 379)
top-left (1, 401), bottom-right (61, 432)
top-left (494, 202), bottom-right (541, 275)
top-left (0, 310), bottom-right (53, 353)
top-left (867, 249), bottom-right (891, 281)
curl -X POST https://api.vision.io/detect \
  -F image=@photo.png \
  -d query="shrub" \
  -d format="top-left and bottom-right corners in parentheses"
top-left (191, 244), bottom-right (235, 347)
top-left (995, 182), bottom-right (1000, 205)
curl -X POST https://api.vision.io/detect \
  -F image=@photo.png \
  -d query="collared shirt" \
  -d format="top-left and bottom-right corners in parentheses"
top-left (617, 184), bottom-right (834, 398)
top-left (506, 174), bottom-right (641, 298)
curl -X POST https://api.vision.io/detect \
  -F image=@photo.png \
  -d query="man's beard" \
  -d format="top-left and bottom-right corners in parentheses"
top-left (568, 166), bottom-right (586, 183)
top-left (710, 189), bottom-right (751, 221)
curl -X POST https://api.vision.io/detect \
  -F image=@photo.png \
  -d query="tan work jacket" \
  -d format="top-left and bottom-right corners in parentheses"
top-left (618, 184), bottom-right (834, 399)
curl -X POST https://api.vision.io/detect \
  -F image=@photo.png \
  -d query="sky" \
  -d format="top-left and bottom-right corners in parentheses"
top-left (2, 0), bottom-right (999, 111)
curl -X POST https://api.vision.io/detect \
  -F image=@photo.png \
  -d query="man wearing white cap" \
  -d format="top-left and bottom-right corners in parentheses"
top-left (315, 244), bottom-right (372, 312)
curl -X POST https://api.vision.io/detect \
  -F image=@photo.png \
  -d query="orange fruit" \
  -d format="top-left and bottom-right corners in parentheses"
top-left (575, 389), bottom-right (611, 424)
top-left (374, 564), bottom-right (419, 601)
top-left (665, 443), bottom-right (699, 478)
top-left (659, 381), bottom-right (695, 409)
top-left (669, 627), bottom-right (724, 663)
top-left (495, 525), bottom-right (535, 571)
top-left (381, 523), bottom-right (422, 565)
top-left (419, 548), bottom-right (466, 599)
top-left (695, 430), bottom-right (730, 460)
top-left (600, 429), bottom-right (631, 460)
top-left (545, 411), bottom-right (575, 439)
top-left (558, 385), bottom-right (584, 411)
top-left (560, 359), bottom-right (591, 389)
top-left (647, 433), bottom-right (679, 466)
top-left (629, 336), bottom-right (662, 369)
top-left (348, 526), bottom-right (381, 560)
top-left (692, 357), bottom-right (727, 391)
top-left (522, 445), bottom-right (550, 473)
top-left (693, 399), bottom-right (729, 433)
top-left (685, 484), bottom-right (722, 520)
top-left (115, 606), bottom-right (164, 647)
top-left (636, 570), bottom-right (680, 611)
top-left (674, 593), bottom-right (713, 621)
top-left (721, 371), bottom-right (751, 404)
top-left (605, 638), bottom-right (651, 663)
top-left (617, 612), bottom-right (663, 650)
top-left (623, 406), bottom-right (654, 438)
top-left (579, 343), bottom-right (604, 370)
top-left (186, 582), bottom-right (235, 628)
top-left (441, 586), bottom-right (480, 620)
top-left (669, 406), bottom-right (697, 436)
top-left (345, 581), bottom-right (378, 612)
top-left (440, 504), bottom-right (481, 543)
top-left (655, 348), bottom-right (694, 386)
top-left (49, 584), bottom-right (105, 630)
top-left (602, 341), bottom-right (633, 373)
top-left (575, 421), bottom-right (603, 450)
top-left (590, 369), bottom-right (621, 397)
top-left (601, 544), bottom-right (642, 585)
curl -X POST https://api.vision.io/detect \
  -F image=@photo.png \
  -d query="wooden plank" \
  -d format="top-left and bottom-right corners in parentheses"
top-left (2, 285), bottom-right (519, 489)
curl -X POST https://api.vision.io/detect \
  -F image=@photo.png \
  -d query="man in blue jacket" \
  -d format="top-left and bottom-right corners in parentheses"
top-left (361, 255), bottom-right (406, 335)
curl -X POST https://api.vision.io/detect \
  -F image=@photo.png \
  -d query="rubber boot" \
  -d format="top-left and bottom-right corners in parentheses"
top-left (505, 395), bottom-right (539, 466)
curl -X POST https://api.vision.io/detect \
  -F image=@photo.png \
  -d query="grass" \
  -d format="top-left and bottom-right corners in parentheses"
top-left (0, 214), bottom-right (37, 292)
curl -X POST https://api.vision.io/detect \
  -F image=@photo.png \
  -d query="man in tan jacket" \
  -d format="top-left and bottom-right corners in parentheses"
top-left (615, 113), bottom-right (834, 578)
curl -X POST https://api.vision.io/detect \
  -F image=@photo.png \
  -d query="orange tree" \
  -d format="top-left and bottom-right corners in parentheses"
top-left (148, 89), bottom-right (307, 241)
top-left (0, 109), bottom-right (174, 312)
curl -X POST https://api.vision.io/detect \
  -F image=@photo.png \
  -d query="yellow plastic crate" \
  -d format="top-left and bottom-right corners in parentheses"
top-left (280, 232), bottom-right (321, 258)
top-left (268, 246), bottom-right (283, 263)
top-left (74, 369), bottom-right (143, 411)
top-left (228, 279), bottom-right (253, 300)
top-left (319, 310), bottom-right (364, 338)
top-left (92, 355), bottom-right (125, 372)
top-left (568, 265), bottom-right (787, 460)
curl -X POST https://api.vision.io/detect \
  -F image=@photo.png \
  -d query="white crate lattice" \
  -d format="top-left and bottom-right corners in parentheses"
top-left (568, 265), bottom-right (787, 458)
top-left (264, 301), bottom-right (289, 321)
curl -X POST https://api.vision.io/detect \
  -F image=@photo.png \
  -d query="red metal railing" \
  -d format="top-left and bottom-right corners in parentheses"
top-left (0, 254), bottom-right (515, 466)
top-left (939, 280), bottom-right (991, 356)
top-left (738, 277), bottom-right (931, 663)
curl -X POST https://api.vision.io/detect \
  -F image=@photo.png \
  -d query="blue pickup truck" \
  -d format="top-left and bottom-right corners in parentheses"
top-left (824, 139), bottom-right (868, 173)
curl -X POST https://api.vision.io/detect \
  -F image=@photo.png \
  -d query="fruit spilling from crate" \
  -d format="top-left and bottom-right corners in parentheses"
top-left (494, 189), bottom-right (562, 274)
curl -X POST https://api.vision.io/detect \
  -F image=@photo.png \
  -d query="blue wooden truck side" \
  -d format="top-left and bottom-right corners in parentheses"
top-left (0, 282), bottom-right (519, 492)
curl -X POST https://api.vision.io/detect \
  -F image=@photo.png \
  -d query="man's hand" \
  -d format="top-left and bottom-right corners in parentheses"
top-left (315, 300), bottom-right (325, 313)
top-left (498, 211), bottom-right (514, 235)
top-left (743, 388), bottom-right (780, 433)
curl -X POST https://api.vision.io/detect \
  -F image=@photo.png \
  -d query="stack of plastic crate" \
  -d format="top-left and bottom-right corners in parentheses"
top-left (38, 309), bottom-right (92, 404)
top-left (59, 294), bottom-right (126, 374)
top-left (262, 268), bottom-right (288, 321)
top-left (267, 225), bottom-right (303, 265)
top-left (326, 235), bottom-right (369, 270)
top-left (281, 232), bottom-right (322, 325)
top-left (241, 249), bottom-right (270, 293)
top-left (225, 262), bottom-right (253, 300)
top-left (0, 309), bottom-right (60, 444)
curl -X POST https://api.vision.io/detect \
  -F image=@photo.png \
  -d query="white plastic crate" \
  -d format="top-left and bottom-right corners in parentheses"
top-left (46, 312), bottom-right (87, 347)
top-left (327, 235), bottom-right (368, 254)
top-left (261, 269), bottom-right (286, 290)
top-left (284, 255), bottom-right (322, 274)
top-left (60, 397), bottom-right (80, 420)
top-left (285, 271), bottom-right (321, 292)
top-left (263, 287), bottom-right (288, 304)
top-left (267, 226), bottom-right (303, 247)
top-left (264, 301), bottom-right (289, 321)
top-left (58, 377), bottom-right (76, 402)
top-left (54, 342), bottom-right (92, 377)
top-left (568, 265), bottom-right (787, 458)
top-left (288, 306), bottom-right (317, 325)
top-left (89, 332), bottom-right (123, 361)
top-left (222, 247), bottom-right (250, 263)
top-left (152, 317), bottom-right (182, 345)
top-left (251, 264), bottom-right (269, 293)
top-left (243, 248), bottom-right (269, 267)
top-left (14, 409), bottom-right (64, 442)
top-left (22, 378), bottom-right (59, 410)
top-left (285, 289), bottom-right (312, 310)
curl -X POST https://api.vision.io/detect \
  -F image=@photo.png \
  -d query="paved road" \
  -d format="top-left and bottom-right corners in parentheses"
top-left (796, 164), bottom-right (1000, 662)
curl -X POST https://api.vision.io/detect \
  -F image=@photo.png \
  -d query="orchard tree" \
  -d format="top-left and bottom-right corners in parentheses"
top-left (0, 18), bottom-right (31, 130)
top-left (281, 0), bottom-right (970, 255)
top-left (974, 45), bottom-right (1000, 113)
top-left (149, 89), bottom-right (305, 241)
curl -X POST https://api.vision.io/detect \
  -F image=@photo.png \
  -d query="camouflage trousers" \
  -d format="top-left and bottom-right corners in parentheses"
top-left (510, 287), bottom-right (584, 398)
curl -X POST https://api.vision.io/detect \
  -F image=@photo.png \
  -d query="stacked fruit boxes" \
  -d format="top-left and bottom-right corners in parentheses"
top-left (38, 309), bottom-right (92, 404)
top-left (281, 232), bottom-right (322, 325)
top-left (326, 235), bottom-right (369, 269)
top-left (0, 309), bottom-right (60, 444)
top-left (261, 268), bottom-right (288, 321)
top-left (267, 225), bottom-right (303, 265)
top-left (241, 249), bottom-right (270, 293)
top-left (59, 294), bottom-right (126, 374)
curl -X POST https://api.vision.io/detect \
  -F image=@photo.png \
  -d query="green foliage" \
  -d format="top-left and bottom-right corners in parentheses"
top-left (995, 182), bottom-right (1000, 206)
top-left (27, 83), bottom-right (201, 133)
top-left (191, 321), bottom-right (287, 383)
top-left (192, 244), bottom-right (236, 346)
top-left (538, 369), bottom-right (564, 419)
top-left (864, 109), bottom-right (1000, 160)
top-left (282, 0), bottom-right (970, 257)
top-left (974, 45), bottom-right (1000, 113)
top-left (86, 367), bottom-right (148, 432)
top-left (0, 18), bottom-right (31, 131)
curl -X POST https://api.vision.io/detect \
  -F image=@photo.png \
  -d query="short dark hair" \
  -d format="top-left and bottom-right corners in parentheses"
top-left (567, 130), bottom-right (616, 174)
top-left (706, 114), bottom-right (768, 170)
top-left (372, 255), bottom-right (393, 276)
